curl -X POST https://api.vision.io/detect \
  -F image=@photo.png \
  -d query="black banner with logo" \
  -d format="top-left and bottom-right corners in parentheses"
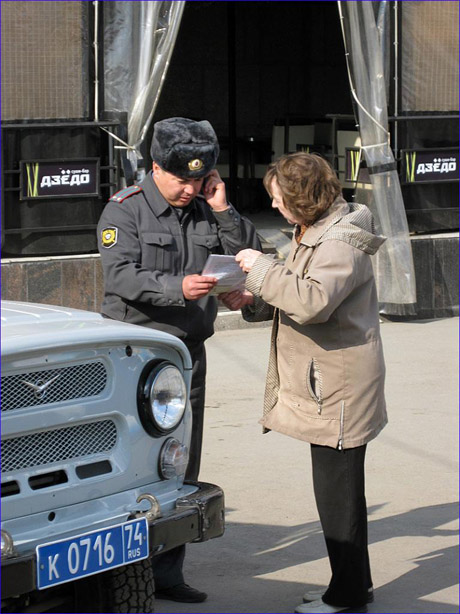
top-left (401, 148), bottom-right (459, 184)
top-left (20, 159), bottom-right (100, 200)
top-left (344, 148), bottom-right (371, 184)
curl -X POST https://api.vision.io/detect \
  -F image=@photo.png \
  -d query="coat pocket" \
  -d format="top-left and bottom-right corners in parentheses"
top-left (192, 233), bottom-right (220, 249)
top-left (142, 232), bottom-right (174, 247)
top-left (141, 232), bottom-right (175, 270)
top-left (306, 358), bottom-right (323, 414)
top-left (192, 233), bottom-right (221, 268)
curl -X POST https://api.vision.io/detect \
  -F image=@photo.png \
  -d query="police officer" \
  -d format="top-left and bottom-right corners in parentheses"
top-left (97, 117), bottom-right (259, 603)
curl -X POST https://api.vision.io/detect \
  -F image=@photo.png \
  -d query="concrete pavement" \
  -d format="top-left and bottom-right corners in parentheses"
top-left (155, 316), bottom-right (459, 614)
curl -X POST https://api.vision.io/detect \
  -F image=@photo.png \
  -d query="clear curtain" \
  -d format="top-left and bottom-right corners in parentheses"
top-left (338, 1), bottom-right (417, 315)
top-left (103, 1), bottom-right (185, 170)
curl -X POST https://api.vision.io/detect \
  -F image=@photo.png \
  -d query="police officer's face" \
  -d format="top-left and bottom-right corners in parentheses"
top-left (152, 163), bottom-right (204, 207)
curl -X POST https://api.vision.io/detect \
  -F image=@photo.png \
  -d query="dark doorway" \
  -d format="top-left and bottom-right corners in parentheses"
top-left (152, 1), bottom-right (353, 212)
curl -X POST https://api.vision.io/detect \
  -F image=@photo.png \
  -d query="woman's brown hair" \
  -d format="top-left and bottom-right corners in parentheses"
top-left (263, 152), bottom-right (342, 226)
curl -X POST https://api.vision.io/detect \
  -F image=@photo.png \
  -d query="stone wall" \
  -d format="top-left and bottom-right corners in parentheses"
top-left (1, 236), bottom-right (458, 320)
top-left (1, 255), bottom-right (104, 313)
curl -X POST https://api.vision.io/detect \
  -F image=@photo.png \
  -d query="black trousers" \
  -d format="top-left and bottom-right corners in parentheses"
top-left (311, 443), bottom-right (372, 608)
top-left (152, 341), bottom-right (207, 590)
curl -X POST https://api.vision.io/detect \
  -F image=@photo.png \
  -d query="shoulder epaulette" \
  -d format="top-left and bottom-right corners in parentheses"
top-left (110, 185), bottom-right (142, 203)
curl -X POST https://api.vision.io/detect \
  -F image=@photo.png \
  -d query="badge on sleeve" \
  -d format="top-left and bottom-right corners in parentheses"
top-left (101, 227), bottom-right (118, 248)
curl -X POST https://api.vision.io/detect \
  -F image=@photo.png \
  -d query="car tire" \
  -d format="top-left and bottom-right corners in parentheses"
top-left (75, 557), bottom-right (155, 613)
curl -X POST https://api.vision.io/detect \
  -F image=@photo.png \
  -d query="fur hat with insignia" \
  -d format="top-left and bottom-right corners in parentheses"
top-left (150, 117), bottom-right (219, 178)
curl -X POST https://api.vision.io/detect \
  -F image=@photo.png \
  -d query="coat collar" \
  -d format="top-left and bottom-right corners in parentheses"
top-left (298, 196), bottom-right (350, 247)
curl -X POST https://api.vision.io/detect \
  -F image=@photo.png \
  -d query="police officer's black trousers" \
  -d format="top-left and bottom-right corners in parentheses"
top-left (311, 443), bottom-right (372, 608)
top-left (152, 341), bottom-right (207, 590)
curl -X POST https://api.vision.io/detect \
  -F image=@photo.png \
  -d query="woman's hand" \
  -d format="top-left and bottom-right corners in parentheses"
top-left (235, 249), bottom-right (262, 273)
top-left (219, 289), bottom-right (254, 311)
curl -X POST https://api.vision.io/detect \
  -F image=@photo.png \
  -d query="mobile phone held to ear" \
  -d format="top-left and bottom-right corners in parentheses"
top-left (201, 175), bottom-right (211, 197)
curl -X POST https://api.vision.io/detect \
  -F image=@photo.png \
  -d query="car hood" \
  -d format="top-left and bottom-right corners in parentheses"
top-left (1, 301), bottom-right (192, 368)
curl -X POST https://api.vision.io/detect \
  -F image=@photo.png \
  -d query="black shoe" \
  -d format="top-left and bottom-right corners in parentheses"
top-left (155, 583), bottom-right (208, 603)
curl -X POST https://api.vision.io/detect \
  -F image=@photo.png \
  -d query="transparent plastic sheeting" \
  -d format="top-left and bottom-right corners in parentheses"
top-left (103, 1), bottom-right (185, 170)
top-left (338, 1), bottom-right (417, 315)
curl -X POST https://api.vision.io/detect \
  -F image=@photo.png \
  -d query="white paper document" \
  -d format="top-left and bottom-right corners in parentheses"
top-left (201, 254), bottom-right (246, 294)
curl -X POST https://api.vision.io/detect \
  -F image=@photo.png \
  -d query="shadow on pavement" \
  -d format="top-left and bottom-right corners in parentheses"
top-left (155, 501), bottom-right (459, 613)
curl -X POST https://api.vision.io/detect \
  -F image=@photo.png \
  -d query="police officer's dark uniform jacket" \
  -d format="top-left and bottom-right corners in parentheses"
top-left (98, 172), bottom-right (250, 341)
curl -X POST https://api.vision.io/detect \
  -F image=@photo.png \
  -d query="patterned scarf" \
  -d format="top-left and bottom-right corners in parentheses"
top-left (295, 223), bottom-right (308, 244)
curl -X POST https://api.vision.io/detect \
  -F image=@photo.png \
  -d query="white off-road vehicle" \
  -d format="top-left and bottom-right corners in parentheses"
top-left (1, 301), bottom-right (224, 613)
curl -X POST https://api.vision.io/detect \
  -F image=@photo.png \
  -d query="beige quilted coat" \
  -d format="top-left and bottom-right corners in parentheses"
top-left (244, 197), bottom-right (388, 449)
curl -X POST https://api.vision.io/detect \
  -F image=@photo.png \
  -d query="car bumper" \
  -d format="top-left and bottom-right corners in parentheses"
top-left (1, 481), bottom-right (224, 600)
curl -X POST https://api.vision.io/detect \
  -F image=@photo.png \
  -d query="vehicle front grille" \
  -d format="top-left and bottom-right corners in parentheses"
top-left (1, 420), bottom-right (117, 473)
top-left (1, 361), bottom-right (107, 412)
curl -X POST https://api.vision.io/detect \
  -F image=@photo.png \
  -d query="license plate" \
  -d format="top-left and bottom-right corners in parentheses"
top-left (36, 517), bottom-right (149, 589)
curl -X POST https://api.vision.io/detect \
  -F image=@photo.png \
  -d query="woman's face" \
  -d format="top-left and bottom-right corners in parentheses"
top-left (270, 179), bottom-right (302, 225)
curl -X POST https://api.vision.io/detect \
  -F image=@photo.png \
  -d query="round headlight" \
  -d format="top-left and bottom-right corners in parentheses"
top-left (159, 438), bottom-right (189, 479)
top-left (139, 362), bottom-right (187, 435)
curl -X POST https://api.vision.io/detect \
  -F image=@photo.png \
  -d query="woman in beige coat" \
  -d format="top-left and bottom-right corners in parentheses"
top-left (222, 153), bottom-right (387, 614)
